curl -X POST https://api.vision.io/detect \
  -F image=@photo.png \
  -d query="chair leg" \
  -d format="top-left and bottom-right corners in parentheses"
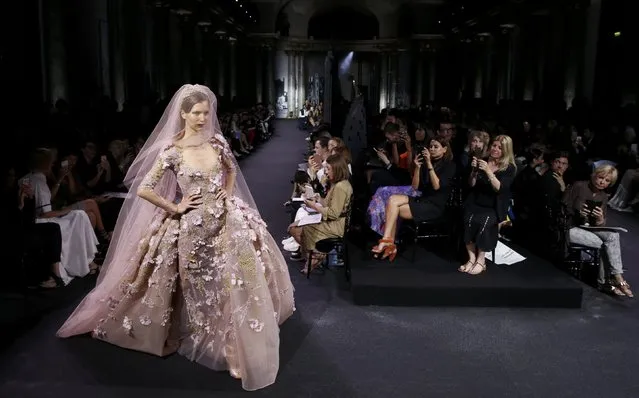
top-left (306, 251), bottom-right (313, 279)
top-left (343, 244), bottom-right (350, 282)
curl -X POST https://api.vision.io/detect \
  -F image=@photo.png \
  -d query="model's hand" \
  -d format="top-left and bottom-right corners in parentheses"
top-left (176, 193), bottom-right (202, 214)
top-left (215, 190), bottom-right (227, 201)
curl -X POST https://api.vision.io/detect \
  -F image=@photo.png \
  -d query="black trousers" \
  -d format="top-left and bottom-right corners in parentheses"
top-left (25, 222), bottom-right (62, 283)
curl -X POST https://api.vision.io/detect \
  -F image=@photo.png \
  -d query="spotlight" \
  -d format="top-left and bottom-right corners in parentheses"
top-left (613, 31), bottom-right (621, 37)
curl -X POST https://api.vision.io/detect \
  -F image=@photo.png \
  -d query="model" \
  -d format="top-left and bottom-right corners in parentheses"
top-left (57, 84), bottom-right (295, 391)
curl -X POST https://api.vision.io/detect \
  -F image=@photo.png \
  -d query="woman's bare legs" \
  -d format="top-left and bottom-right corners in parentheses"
top-left (381, 194), bottom-right (412, 241)
top-left (372, 195), bottom-right (412, 259)
top-left (80, 199), bottom-right (105, 232)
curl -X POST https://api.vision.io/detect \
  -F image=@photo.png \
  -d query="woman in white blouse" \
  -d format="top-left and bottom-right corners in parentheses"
top-left (20, 148), bottom-right (100, 284)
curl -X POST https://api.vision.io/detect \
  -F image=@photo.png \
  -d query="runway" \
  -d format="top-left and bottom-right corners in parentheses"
top-left (1, 120), bottom-right (638, 398)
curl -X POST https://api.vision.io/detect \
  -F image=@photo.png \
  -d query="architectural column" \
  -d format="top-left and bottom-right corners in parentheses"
top-left (563, 13), bottom-right (582, 108)
top-left (41, 0), bottom-right (69, 102)
top-left (428, 53), bottom-right (436, 102)
top-left (378, 52), bottom-right (389, 110)
top-left (168, 14), bottom-right (182, 89)
top-left (286, 51), bottom-right (294, 115)
top-left (109, 0), bottom-right (126, 107)
top-left (266, 45), bottom-right (275, 105)
top-left (505, 26), bottom-right (520, 100)
top-left (389, 52), bottom-right (398, 107)
top-left (298, 52), bottom-right (306, 107)
top-left (255, 47), bottom-right (263, 103)
top-left (414, 51), bottom-right (424, 105)
top-left (143, 8), bottom-right (155, 93)
top-left (323, 51), bottom-right (333, 123)
top-left (229, 38), bottom-right (237, 100)
top-left (582, 0), bottom-right (601, 102)
top-left (397, 51), bottom-right (411, 107)
top-left (217, 39), bottom-right (225, 96)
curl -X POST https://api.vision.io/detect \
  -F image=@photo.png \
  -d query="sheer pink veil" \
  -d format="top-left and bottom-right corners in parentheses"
top-left (57, 84), bottom-right (259, 337)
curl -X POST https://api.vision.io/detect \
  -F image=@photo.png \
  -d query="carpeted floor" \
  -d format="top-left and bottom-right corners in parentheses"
top-left (1, 120), bottom-right (638, 398)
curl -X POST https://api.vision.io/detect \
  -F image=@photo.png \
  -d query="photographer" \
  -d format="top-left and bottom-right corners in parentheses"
top-left (563, 165), bottom-right (633, 298)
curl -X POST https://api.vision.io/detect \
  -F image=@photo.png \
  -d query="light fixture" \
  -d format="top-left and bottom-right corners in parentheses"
top-left (613, 31), bottom-right (621, 37)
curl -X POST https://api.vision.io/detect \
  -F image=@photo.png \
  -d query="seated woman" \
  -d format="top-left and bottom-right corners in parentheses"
top-left (458, 129), bottom-right (490, 170)
top-left (563, 165), bottom-right (633, 297)
top-left (2, 165), bottom-right (63, 288)
top-left (307, 136), bottom-right (331, 197)
top-left (21, 148), bottom-right (100, 283)
top-left (47, 151), bottom-right (112, 243)
top-left (371, 137), bottom-right (456, 261)
top-left (460, 135), bottom-right (517, 275)
top-left (288, 154), bottom-right (353, 273)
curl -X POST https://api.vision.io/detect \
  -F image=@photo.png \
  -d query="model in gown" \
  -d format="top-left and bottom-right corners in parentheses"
top-left (57, 85), bottom-right (295, 391)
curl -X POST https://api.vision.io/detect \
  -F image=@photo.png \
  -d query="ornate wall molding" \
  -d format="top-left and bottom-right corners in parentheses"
top-left (247, 33), bottom-right (445, 52)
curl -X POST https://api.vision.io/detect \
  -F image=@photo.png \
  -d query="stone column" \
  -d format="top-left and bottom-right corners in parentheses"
top-left (217, 39), bottom-right (225, 96)
top-left (389, 52), bottom-right (398, 107)
top-left (505, 26), bottom-right (520, 100)
top-left (42, 0), bottom-right (69, 102)
top-left (229, 38), bottom-right (237, 101)
top-left (109, 0), bottom-right (126, 108)
top-left (323, 50), bottom-right (333, 123)
top-left (286, 51), bottom-right (294, 116)
top-left (414, 51), bottom-right (424, 105)
top-left (379, 52), bottom-right (389, 110)
top-left (582, 0), bottom-right (601, 103)
top-left (428, 53), bottom-right (436, 102)
top-left (266, 45), bottom-right (275, 105)
top-left (298, 52), bottom-right (306, 107)
top-left (143, 9), bottom-right (155, 93)
top-left (255, 47), bottom-right (263, 103)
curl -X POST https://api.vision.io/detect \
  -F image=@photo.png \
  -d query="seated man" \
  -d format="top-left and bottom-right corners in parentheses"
top-left (531, 151), bottom-right (570, 254)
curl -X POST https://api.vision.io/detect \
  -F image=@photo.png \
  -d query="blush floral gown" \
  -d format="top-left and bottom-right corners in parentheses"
top-left (91, 139), bottom-right (295, 390)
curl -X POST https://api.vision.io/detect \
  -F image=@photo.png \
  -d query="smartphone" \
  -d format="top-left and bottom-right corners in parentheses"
top-left (631, 143), bottom-right (638, 153)
top-left (61, 160), bottom-right (69, 168)
top-left (585, 200), bottom-right (602, 211)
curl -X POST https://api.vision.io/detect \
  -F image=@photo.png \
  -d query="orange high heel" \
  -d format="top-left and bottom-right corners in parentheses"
top-left (372, 239), bottom-right (397, 262)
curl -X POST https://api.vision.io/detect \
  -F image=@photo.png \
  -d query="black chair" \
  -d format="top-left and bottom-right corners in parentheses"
top-left (306, 194), bottom-right (354, 281)
top-left (546, 203), bottom-right (601, 281)
top-left (405, 179), bottom-right (464, 262)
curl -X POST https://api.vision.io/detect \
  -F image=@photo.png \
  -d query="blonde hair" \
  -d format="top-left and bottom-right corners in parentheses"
top-left (592, 164), bottom-right (618, 186)
top-left (492, 135), bottom-right (516, 172)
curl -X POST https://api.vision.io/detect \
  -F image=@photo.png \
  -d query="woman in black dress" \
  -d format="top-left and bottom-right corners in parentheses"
top-left (460, 135), bottom-right (517, 275)
top-left (371, 137), bottom-right (456, 261)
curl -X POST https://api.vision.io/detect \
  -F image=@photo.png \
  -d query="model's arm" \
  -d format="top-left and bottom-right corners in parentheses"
top-left (221, 141), bottom-right (237, 196)
top-left (137, 148), bottom-right (179, 214)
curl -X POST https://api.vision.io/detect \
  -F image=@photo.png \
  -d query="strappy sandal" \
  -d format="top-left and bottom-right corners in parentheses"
top-left (458, 256), bottom-right (476, 273)
top-left (372, 239), bottom-right (398, 261)
top-left (466, 261), bottom-right (486, 275)
top-left (612, 277), bottom-right (634, 298)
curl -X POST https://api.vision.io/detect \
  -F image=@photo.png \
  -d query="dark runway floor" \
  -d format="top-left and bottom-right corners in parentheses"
top-left (1, 120), bottom-right (639, 398)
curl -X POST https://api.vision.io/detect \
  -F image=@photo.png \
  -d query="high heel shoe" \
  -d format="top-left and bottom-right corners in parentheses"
top-left (371, 239), bottom-right (397, 262)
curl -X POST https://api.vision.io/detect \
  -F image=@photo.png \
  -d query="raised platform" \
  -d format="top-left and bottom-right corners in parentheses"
top-left (348, 241), bottom-right (583, 308)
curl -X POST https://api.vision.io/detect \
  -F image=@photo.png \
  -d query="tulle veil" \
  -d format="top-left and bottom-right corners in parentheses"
top-left (57, 84), bottom-right (259, 337)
